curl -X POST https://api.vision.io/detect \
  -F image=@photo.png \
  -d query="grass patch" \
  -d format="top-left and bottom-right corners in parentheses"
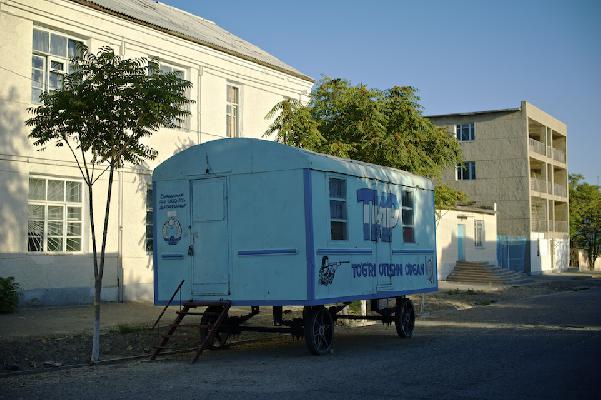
top-left (447, 288), bottom-right (484, 296)
top-left (348, 301), bottom-right (363, 314)
top-left (112, 324), bottom-right (149, 335)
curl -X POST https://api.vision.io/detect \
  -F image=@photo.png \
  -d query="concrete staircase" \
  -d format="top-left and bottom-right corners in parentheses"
top-left (446, 261), bottom-right (532, 285)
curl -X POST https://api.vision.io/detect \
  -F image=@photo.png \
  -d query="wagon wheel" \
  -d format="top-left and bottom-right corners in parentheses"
top-left (199, 306), bottom-right (231, 350)
top-left (303, 306), bottom-right (334, 355)
top-left (394, 298), bottom-right (415, 338)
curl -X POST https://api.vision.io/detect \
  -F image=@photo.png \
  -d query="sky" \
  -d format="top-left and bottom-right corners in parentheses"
top-left (163, 0), bottom-right (601, 184)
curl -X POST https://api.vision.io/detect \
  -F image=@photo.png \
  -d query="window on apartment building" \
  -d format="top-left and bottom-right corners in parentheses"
top-left (145, 186), bottom-right (153, 252)
top-left (456, 161), bottom-right (476, 180)
top-left (402, 189), bottom-right (415, 243)
top-left (31, 27), bottom-right (83, 103)
top-left (455, 123), bottom-right (475, 141)
top-left (148, 60), bottom-right (190, 129)
top-left (474, 220), bottom-right (484, 247)
top-left (28, 177), bottom-right (83, 252)
top-left (329, 178), bottom-right (348, 240)
top-left (226, 85), bottom-right (240, 137)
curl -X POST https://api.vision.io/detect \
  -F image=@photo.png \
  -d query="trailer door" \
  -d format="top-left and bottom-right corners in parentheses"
top-left (191, 178), bottom-right (229, 296)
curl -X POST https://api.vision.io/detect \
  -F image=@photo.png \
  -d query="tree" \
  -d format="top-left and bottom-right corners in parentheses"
top-left (569, 174), bottom-right (601, 269)
top-left (26, 46), bottom-right (193, 362)
top-left (265, 77), bottom-right (464, 205)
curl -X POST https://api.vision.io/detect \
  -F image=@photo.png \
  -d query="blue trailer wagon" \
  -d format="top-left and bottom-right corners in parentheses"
top-left (151, 138), bottom-right (437, 359)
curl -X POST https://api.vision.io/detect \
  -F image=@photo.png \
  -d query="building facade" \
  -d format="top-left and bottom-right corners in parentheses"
top-left (428, 101), bottom-right (569, 274)
top-left (435, 205), bottom-right (497, 280)
top-left (0, 0), bottom-right (313, 305)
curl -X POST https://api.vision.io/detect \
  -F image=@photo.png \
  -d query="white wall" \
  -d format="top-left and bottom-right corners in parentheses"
top-left (530, 233), bottom-right (569, 274)
top-left (0, 0), bottom-right (313, 305)
top-left (436, 208), bottom-right (497, 280)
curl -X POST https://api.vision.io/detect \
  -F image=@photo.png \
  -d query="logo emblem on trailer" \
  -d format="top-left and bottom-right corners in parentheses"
top-left (162, 216), bottom-right (182, 245)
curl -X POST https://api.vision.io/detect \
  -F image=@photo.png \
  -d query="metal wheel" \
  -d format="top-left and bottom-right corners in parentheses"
top-left (199, 306), bottom-right (230, 350)
top-left (395, 298), bottom-right (415, 338)
top-left (303, 306), bottom-right (334, 355)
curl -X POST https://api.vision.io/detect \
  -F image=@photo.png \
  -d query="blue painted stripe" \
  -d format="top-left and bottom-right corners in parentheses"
top-left (391, 249), bottom-right (435, 255)
top-left (303, 169), bottom-right (315, 301)
top-left (161, 254), bottom-right (185, 260)
top-left (238, 248), bottom-right (297, 256)
top-left (173, 287), bottom-right (437, 307)
top-left (316, 248), bottom-right (373, 255)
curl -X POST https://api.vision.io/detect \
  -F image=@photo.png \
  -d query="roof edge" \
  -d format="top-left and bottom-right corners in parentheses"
top-left (426, 107), bottom-right (520, 119)
top-left (69, 0), bottom-right (315, 83)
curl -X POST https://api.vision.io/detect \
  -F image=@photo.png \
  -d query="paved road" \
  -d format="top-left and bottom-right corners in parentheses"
top-left (2, 287), bottom-right (601, 400)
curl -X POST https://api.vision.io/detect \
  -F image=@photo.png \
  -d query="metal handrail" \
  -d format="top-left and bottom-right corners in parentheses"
top-left (152, 280), bottom-right (185, 329)
top-left (528, 138), bottom-right (546, 156)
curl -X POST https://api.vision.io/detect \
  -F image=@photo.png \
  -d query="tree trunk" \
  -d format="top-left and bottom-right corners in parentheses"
top-left (91, 277), bottom-right (102, 362)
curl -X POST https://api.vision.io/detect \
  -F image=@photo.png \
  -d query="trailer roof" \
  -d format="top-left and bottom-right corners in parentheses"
top-left (154, 138), bottom-right (433, 190)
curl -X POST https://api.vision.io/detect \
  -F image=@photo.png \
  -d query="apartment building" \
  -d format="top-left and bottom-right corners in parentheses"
top-left (0, 0), bottom-right (313, 305)
top-left (428, 101), bottom-right (569, 274)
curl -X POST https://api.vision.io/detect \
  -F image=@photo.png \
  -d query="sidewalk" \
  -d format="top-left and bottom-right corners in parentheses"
top-left (0, 302), bottom-right (178, 339)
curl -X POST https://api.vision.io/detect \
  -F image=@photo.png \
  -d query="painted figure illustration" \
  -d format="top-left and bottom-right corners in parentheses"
top-left (319, 256), bottom-right (350, 286)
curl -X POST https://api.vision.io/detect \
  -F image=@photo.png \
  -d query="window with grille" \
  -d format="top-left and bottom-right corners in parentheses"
top-left (148, 60), bottom-right (190, 129)
top-left (28, 177), bottom-right (83, 252)
top-left (329, 178), bottom-right (347, 240)
top-left (146, 186), bottom-right (153, 252)
top-left (455, 123), bottom-right (475, 141)
top-left (474, 220), bottom-right (485, 247)
top-left (456, 161), bottom-right (476, 180)
top-left (31, 27), bottom-right (83, 103)
top-left (226, 85), bottom-right (240, 137)
top-left (402, 190), bottom-right (415, 243)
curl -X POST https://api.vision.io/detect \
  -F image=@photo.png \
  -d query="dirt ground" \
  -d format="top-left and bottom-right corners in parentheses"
top-left (2, 275), bottom-right (599, 375)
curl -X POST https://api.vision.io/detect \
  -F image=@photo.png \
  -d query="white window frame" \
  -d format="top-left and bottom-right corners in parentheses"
top-left (27, 176), bottom-right (84, 253)
top-left (328, 176), bottom-right (348, 241)
top-left (455, 123), bottom-right (475, 142)
top-left (401, 189), bottom-right (415, 243)
top-left (31, 26), bottom-right (84, 103)
top-left (148, 58), bottom-right (191, 130)
top-left (226, 84), bottom-right (241, 138)
top-left (456, 161), bottom-right (476, 180)
top-left (474, 220), bottom-right (485, 247)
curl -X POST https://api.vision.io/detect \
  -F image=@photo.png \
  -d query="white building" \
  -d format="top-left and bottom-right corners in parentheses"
top-left (435, 205), bottom-right (498, 280)
top-left (0, 0), bottom-right (313, 305)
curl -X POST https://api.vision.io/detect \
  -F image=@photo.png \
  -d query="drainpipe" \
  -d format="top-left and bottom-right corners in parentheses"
top-left (197, 65), bottom-right (203, 144)
top-left (117, 169), bottom-right (124, 302)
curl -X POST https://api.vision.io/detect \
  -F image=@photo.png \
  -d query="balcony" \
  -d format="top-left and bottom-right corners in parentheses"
top-left (552, 148), bottom-right (566, 163)
top-left (531, 219), bottom-right (548, 232)
top-left (530, 177), bottom-right (546, 193)
top-left (553, 184), bottom-right (567, 198)
top-left (529, 138), bottom-right (546, 156)
top-left (554, 220), bottom-right (569, 232)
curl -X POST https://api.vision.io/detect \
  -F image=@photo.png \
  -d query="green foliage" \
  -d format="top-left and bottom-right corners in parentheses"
top-left (0, 276), bottom-right (20, 313)
top-left (27, 46), bottom-right (193, 171)
top-left (434, 184), bottom-right (468, 210)
top-left (569, 174), bottom-right (601, 268)
top-left (265, 77), bottom-right (463, 179)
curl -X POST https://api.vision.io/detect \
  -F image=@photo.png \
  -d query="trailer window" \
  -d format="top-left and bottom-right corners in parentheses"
top-left (402, 190), bottom-right (415, 243)
top-left (329, 178), bottom-right (347, 240)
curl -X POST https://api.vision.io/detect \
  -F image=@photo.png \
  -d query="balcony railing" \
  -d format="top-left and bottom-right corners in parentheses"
top-left (554, 184), bottom-right (567, 198)
top-left (529, 138), bottom-right (546, 156)
top-left (554, 220), bottom-right (569, 232)
top-left (530, 177), bottom-right (546, 192)
top-left (552, 148), bottom-right (566, 163)
top-left (531, 219), bottom-right (548, 232)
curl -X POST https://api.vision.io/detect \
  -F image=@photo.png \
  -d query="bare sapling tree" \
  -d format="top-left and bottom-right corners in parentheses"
top-left (26, 46), bottom-right (192, 362)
